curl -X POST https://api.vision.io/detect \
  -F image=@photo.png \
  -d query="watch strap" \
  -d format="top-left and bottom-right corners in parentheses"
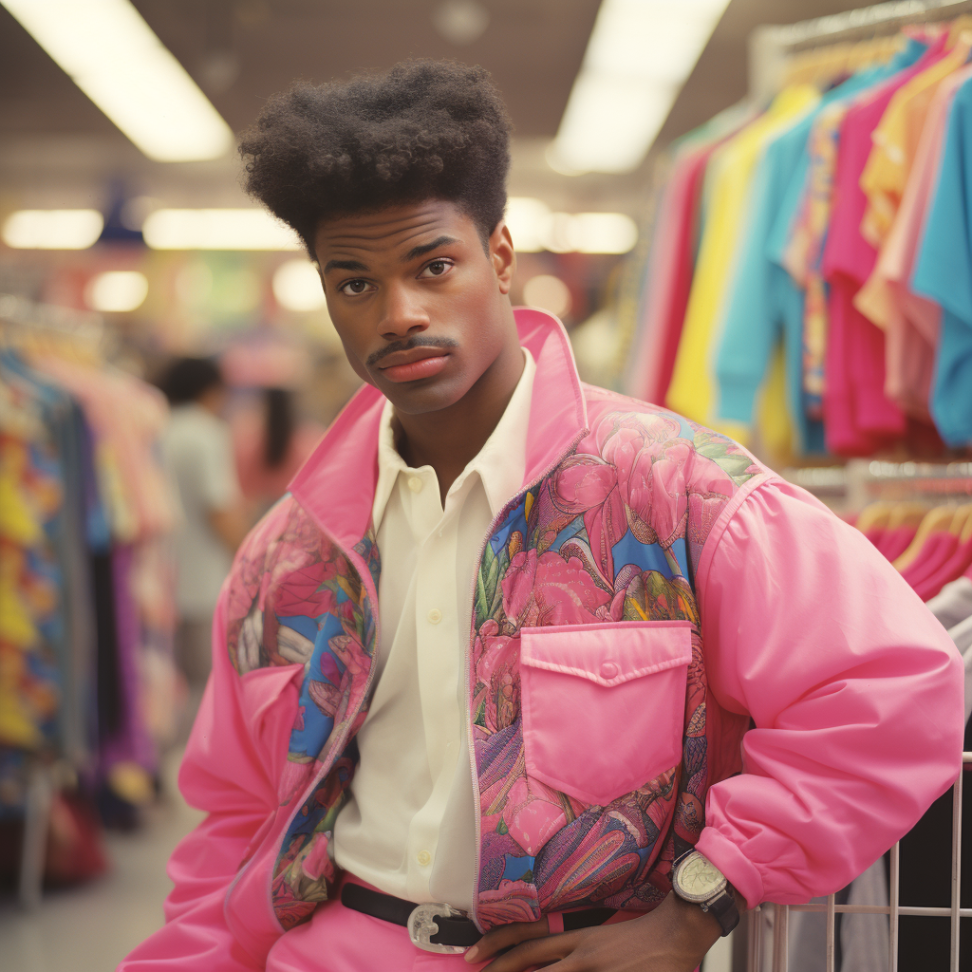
top-left (701, 886), bottom-right (740, 937)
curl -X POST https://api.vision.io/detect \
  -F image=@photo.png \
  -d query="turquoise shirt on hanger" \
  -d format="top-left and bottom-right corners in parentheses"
top-left (912, 74), bottom-right (972, 446)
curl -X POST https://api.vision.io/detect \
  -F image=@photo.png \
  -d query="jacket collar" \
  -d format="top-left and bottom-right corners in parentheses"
top-left (288, 307), bottom-right (589, 548)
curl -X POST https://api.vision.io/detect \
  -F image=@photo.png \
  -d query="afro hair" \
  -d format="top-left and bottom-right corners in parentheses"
top-left (239, 59), bottom-right (513, 254)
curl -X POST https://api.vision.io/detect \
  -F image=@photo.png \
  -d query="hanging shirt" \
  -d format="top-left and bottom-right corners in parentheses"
top-left (777, 40), bottom-right (930, 421)
top-left (332, 350), bottom-right (536, 912)
top-left (926, 575), bottom-right (972, 627)
top-left (819, 42), bottom-right (946, 454)
top-left (665, 85), bottom-right (819, 435)
top-left (912, 75), bottom-right (972, 446)
top-left (624, 105), bottom-right (756, 405)
top-left (860, 35), bottom-right (972, 247)
top-left (626, 142), bottom-right (714, 405)
top-left (854, 65), bottom-right (972, 418)
top-left (712, 54), bottom-right (921, 456)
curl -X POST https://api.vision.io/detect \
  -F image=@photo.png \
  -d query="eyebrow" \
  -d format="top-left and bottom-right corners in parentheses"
top-left (321, 235), bottom-right (460, 276)
top-left (403, 235), bottom-right (459, 262)
top-left (322, 257), bottom-right (369, 275)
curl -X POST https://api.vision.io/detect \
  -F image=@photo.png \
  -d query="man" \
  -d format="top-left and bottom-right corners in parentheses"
top-left (159, 357), bottom-right (248, 722)
top-left (123, 61), bottom-right (964, 972)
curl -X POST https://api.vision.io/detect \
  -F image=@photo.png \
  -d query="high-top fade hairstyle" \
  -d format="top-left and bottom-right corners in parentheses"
top-left (239, 59), bottom-right (513, 256)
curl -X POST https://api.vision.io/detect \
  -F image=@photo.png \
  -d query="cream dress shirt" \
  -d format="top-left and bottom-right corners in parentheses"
top-left (332, 349), bottom-right (536, 912)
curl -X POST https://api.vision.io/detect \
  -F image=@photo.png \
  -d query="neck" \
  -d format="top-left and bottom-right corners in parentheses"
top-left (394, 339), bottom-right (525, 502)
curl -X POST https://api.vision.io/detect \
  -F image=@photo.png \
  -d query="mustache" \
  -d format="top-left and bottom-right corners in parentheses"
top-left (367, 336), bottom-right (458, 368)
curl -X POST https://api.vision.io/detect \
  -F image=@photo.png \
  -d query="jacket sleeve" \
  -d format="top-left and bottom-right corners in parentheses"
top-left (117, 589), bottom-right (303, 971)
top-left (693, 476), bottom-right (965, 909)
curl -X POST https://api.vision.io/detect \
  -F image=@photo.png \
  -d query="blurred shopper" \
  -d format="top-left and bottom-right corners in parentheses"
top-left (232, 386), bottom-right (325, 516)
top-left (157, 357), bottom-right (247, 714)
top-left (121, 62), bottom-right (964, 972)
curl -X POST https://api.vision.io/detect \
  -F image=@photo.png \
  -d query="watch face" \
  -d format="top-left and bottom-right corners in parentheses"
top-left (676, 853), bottom-right (726, 901)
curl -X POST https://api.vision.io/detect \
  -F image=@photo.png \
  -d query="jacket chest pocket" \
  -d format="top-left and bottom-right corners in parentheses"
top-left (519, 620), bottom-right (693, 807)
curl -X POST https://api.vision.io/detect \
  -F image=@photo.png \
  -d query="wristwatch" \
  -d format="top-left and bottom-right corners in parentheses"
top-left (671, 850), bottom-right (740, 936)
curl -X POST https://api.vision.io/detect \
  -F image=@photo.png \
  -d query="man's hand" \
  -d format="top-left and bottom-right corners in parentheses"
top-left (464, 892), bottom-right (724, 971)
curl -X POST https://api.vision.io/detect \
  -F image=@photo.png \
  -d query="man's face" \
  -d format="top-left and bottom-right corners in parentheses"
top-left (313, 199), bottom-right (516, 415)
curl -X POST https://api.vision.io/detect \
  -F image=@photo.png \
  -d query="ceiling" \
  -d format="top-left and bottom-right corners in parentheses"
top-left (0, 0), bottom-right (901, 218)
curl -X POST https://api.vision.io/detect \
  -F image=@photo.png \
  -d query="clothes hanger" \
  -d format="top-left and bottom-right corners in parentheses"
top-left (893, 505), bottom-right (957, 572)
top-left (949, 502), bottom-right (972, 537)
top-left (887, 501), bottom-right (929, 531)
top-left (961, 506), bottom-right (972, 545)
top-left (856, 500), bottom-right (894, 536)
top-left (946, 16), bottom-right (972, 49)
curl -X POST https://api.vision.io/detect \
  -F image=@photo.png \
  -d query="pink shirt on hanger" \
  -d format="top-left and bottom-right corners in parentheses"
top-left (879, 524), bottom-right (920, 562)
top-left (902, 530), bottom-right (960, 589)
top-left (854, 65), bottom-right (972, 420)
top-left (916, 533), bottom-right (972, 600)
top-left (822, 39), bottom-right (946, 454)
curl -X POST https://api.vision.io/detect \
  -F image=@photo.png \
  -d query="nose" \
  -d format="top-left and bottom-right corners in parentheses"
top-left (378, 280), bottom-right (430, 340)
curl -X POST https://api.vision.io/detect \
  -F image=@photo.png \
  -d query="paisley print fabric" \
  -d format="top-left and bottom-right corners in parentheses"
top-left (221, 402), bottom-right (760, 931)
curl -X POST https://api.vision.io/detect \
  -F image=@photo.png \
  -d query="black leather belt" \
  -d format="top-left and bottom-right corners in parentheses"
top-left (340, 882), bottom-right (615, 954)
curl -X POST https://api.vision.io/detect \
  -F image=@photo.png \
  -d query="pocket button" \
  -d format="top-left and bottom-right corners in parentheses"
top-left (599, 661), bottom-right (619, 680)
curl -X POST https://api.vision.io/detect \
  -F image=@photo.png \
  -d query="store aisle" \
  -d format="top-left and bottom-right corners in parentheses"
top-left (0, 750), bottom-right (203, 972)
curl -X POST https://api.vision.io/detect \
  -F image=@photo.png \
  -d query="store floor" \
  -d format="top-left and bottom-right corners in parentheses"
top-left (0, 752), bottom-right (733, 972)
top-left (0, 750), bottom-right (204, 972)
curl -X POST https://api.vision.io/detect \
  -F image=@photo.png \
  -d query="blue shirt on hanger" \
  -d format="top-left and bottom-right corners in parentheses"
top-left (912, 74), bottom-right (972, 447)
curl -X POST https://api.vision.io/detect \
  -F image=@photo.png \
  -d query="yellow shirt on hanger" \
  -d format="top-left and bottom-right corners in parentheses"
top-left (665, 85), bottom-right (819, 439)
top-left (860, 35), bottom-right (972, 247)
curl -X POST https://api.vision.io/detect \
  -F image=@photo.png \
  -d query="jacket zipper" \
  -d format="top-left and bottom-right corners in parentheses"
top-left (463, 428), bottom-right (588, 931)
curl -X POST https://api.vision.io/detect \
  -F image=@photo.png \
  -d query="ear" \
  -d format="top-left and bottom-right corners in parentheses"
top-left (489, 221), bottom-right (516, 295)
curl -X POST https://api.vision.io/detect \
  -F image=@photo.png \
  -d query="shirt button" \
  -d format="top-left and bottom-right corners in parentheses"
top-left (407, 476), bottom-right (423, 493)
top-left (417, 850), bottom-right (431, 867)
top-left (427, 608), bottom-right (443, 624)
top-left (599, 661), bottom-right (619, 680)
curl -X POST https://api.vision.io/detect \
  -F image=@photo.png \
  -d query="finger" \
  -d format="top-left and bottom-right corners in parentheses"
top-left (479, 931), bottom-right (580, 972)
top-left (466, 917), bottom-right (550, 962)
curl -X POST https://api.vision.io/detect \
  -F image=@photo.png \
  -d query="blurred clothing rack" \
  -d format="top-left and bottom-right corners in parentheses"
top-left (0, 293), bottom-right (103, 339)
top-left (750, 0), bottom-right (972, 100)
top-left (785, 460), bottom-right (972, 509)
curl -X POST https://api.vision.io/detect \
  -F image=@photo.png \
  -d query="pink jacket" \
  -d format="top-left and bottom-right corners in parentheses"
top-left (121, 309), bottom-right (964, 970)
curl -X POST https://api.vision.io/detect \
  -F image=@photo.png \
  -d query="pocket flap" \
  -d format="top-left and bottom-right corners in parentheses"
top-left (520, 620), bottom-right (692, 687)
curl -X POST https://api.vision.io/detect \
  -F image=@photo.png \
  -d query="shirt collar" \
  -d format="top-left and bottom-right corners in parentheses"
top-left (371, 347), bottom-right (536, 532)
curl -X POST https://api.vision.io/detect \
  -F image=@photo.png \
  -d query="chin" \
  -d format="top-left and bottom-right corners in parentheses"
top-left (379, 373), bottom-right (471, 415)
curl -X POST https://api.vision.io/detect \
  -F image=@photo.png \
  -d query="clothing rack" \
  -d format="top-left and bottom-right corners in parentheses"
top-left (749, 0), bottom-right (972, 100)
top-left (785, 460), bottom-right (972, 509)
top-left (761, 11), bottom-right (972, 959)
top-left (0, 293), bottom-right (104, 341)
top-left (1, 303), bottom-right (177, 907)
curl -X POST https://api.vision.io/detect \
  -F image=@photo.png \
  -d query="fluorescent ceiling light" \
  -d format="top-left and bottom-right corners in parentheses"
top-left (1, 0), bottom-right (233, 162)
top-left (85, 270), bottom-right (148, 312)
top-left (143, 210), bottom-right (302, 251)
top-left (553, 0), bottom-right (731, 173)
top-left (2, 209), bottom-right (104, 249)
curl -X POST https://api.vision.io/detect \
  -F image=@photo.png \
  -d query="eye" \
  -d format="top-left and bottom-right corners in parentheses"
top-left (420, 259), bottom-right (453, 278)
top-left (339, 279), bottom-right (373, 296)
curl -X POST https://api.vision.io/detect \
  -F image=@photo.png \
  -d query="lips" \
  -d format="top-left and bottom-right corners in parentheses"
top-left (377, 346), bottom-right (451, 383)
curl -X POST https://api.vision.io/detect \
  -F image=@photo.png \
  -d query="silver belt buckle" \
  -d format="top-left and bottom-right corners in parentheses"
top-left (407, 902), bottom-right (469, 954)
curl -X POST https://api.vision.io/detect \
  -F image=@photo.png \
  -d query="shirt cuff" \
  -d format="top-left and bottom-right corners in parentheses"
top-left (694, 827), bottom-right (763, 911)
